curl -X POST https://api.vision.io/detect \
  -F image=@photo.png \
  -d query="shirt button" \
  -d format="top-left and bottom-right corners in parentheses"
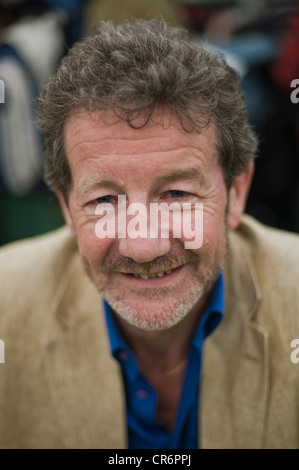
top-left (118, 350), bottom-right (129, 362)
top-left (136, 389), bottom-right (149, 400)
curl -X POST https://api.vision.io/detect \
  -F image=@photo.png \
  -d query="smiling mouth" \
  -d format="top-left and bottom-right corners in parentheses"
top-left (131, 269), bottom-right (173, 279)
top-left (123, 265), bottom-right (185, 280)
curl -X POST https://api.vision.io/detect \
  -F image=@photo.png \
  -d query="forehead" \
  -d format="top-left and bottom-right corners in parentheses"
top-left (63, 109), bottom-right (218, 180)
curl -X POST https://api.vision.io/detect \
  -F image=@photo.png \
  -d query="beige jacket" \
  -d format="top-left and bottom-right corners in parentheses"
top-left (0, 215), bottom-right (299, 449)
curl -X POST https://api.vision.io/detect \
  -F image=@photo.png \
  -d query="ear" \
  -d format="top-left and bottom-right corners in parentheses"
top-left (56, 192), bottom-right (77, 237)
top-left (227, 161), bottom-right (254, 230)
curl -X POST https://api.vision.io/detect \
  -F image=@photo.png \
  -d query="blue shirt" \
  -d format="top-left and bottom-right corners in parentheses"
top-left (103, 272), bottom-right (224, 449)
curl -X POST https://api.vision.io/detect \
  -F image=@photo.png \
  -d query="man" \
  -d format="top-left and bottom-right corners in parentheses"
top-left (0, 19), bottom-right (299, 449)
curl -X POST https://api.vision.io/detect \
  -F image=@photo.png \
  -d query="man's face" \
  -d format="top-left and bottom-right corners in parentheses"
top-left (60, 109), bottom-right (244, 331)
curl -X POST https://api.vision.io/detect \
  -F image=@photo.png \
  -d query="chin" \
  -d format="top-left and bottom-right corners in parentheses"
top-left (102, 278), bottom-right (212, 331)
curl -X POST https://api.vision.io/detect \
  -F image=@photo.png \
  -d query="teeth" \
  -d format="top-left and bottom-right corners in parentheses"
top-left (140, 274), bottom-right (149, 280)
top-left (132, 269), bottom-right (174, 279)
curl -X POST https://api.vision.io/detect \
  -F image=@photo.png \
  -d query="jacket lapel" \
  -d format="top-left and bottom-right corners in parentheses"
top-left (41, 254), bottom-right (127, 449)
top-left (199, 234), bottom-right (269, 449)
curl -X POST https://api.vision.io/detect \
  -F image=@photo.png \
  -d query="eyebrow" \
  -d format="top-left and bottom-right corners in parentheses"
top-left (76, 177), bottom-right (121, 203)
top-left (156, 169), bottom-right (206, 187)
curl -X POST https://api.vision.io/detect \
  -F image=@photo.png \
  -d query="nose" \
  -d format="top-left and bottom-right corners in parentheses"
top-left (118, 236), bottom-right (171, 263)
top-left (117, 195), bottom-right (172, 263)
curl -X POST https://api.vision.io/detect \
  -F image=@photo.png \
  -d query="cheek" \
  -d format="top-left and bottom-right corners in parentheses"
top-left (203, 215), bottom-right (223, 242)
top-left (68, 197), bottom-right (115, 272)
top-left (179, 207), bottom-right (225, 246)
top-left (193, 213), bottom-right (227, 261)
top-left (76, 225), bottom-right (111, 267)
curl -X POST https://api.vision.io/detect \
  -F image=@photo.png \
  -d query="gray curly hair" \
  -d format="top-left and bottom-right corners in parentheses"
top-left (37, 19), bottom-right (258, 195)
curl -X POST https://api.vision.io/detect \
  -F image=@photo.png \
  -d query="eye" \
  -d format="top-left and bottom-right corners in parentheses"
top-left (95, 195), bottom-right (113, 204)
top-left (169, 190), bottom-right (188, 199)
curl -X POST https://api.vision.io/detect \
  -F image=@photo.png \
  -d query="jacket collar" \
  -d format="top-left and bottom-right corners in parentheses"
top-left (199, 230), bottom-right (269, 449)
top-left (42, 253), bottom-right (127, 449)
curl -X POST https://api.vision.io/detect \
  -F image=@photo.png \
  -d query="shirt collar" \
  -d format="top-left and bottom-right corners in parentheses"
top-left (103, 297), bottom-right (129, 361)
top-left (191, 271), bottom-right (224, 354)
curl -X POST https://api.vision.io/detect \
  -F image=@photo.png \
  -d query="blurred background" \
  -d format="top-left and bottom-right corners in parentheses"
top-left (0, 0), bottom-right (298, 246)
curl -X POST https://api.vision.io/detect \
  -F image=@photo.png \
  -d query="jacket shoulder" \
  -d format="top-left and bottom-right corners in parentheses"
top-left (229, 214), bottom-right (299, 330)
top-left (231, 214), bottom-right (299, 268)
top-left (0, 226), bottom-right (76, 275)
top-left (0, 226), bottom-right (78, 308)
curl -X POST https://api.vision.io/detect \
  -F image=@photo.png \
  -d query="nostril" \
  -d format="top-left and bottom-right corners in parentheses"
top-left (118, 236), bottom-right (171, 263)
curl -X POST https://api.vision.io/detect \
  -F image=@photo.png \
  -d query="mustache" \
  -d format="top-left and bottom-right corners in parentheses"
top-left (103, 250), bottom-right (199, 274)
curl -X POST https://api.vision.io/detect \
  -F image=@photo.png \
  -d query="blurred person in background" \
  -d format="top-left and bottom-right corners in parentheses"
top-left (0, 0), bottom-right (85, 244)
top-left (175, 0), bottom-right (299, 231)
top-left (84, 0), bottom-right (190, 30)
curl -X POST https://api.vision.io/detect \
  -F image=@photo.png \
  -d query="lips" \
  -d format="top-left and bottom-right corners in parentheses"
top-left (111, 262), bottom-right (188, 284)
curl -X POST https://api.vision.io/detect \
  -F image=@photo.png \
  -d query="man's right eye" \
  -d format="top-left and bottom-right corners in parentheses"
top-left (95, 195), bottom-right (113, 204)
